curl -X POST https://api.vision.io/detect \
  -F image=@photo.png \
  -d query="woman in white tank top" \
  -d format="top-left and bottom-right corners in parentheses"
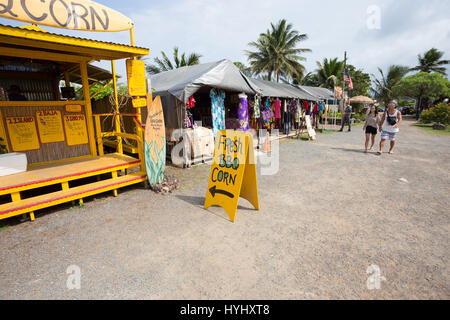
top-left (378, 101), bottom-right (402, 155)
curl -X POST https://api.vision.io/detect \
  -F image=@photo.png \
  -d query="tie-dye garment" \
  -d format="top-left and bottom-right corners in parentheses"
top-left (210, 88), bottom-right (226, 138)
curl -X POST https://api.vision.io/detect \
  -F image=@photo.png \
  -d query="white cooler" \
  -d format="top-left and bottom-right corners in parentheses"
top-left (0, 153), bottom-right (28, 177)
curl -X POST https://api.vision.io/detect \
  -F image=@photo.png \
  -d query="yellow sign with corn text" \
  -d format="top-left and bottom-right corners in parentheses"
top-left (127, 59), bottom-right (147, 97)
top-left (6, 116), bottom-right (40, 151)
top-left (63, 114), bottom-right (88, 146)
top-left (36, 110), bottom-right (65, 143)
top-left (0, 0), bottom-right (133, 32)
top-left (204, 130), bottom-right (259, 222)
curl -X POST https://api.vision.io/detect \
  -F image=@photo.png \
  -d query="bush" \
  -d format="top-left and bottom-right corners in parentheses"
top-left (354, 113), bottom-right (366, 122)
top-left (420, 103), bottom-right (450, 125)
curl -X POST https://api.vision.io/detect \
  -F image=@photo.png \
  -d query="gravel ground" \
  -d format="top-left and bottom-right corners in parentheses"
top-left (0, 118), bottom-right (449, 300)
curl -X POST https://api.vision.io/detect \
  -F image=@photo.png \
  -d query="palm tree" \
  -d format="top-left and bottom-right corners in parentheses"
top-left (411, 48), bottom-right (449, 76)
top-left (234, 62), bottom-right (253, 77)
top-left (282, 71), bottom-right (319, 86)
top-left (246, 19), bottom-right (311, 82)
top-left (146, 47), bottom-right (202, 75)
top-left (315, 58), bottom-right (345, 89)
top-left (372, 65), bottom-right (410, 106)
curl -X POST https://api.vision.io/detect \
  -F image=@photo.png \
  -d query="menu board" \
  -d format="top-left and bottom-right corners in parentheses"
top-left (36, 110), bottom-right (65, 143)
top-left (6, 116), bottom-right (40, 152)
top-left (64, 115), bottom-right (89, 146)
top-left (127, 59), bottom-right (147, 96)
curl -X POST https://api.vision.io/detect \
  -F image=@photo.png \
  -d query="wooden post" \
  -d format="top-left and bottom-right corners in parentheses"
top-left (94, 115), bottom-right (104, 156)
top-left (80, 61), bottom-right (97, 157)
top-left (130, 26), bottom-right (143, 138)
top-left (64, 72), bottom-right (71, 87)
top-left (111, 60), bottom-right (123, 154)
top-left (11, 192), bottom-right (21, 202)
top-left (0, 108), bottom-right (9, 153)
top-left (112, 171), bottom-right (118, 197)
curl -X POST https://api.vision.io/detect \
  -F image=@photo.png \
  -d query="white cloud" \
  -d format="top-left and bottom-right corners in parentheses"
top-left (1, 0), bottom-right (449, 80)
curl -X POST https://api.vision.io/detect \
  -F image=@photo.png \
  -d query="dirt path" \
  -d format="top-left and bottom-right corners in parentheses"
top-left (1, 119), bottom-right (449, 299)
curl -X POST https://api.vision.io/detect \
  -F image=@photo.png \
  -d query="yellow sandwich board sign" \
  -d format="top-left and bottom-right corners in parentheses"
top-left (204, 130), bottom-right (259, 222)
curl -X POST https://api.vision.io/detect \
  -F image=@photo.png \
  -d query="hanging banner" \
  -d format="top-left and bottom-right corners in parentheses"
top-left (127, 59), bottom-right (147, 97)
top-left (36, 110), bottom-right (65, 143)
top-left (144, 94), bottom-right (166, 187)
top-left (204, 130), bottom-right (259, 222)
top-left (334, 86), bottom-right (343, 99)
top-left (6, 116), bottom-right (40, 152)
top-left (63, 114), bottom-right (88, 146)
top-left (0, 0), bottom-right (133, 32)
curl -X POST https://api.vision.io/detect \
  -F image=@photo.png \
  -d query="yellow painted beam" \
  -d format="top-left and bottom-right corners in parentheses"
top-left (111, 61), bottom-right (123, 154)
top-left (103, 140), bottom-right (138, 154)
top-left (101, 132), bottom-right (142, 142)
top-left (11, 192), bottom-right (21, 202)
top-left (0, 25), bottom-right (149, 59)
top-left (0, 46), bottom-right (90, 63)
top-left (94, 115), bottom-right (104, 156)
top-left (0, 101), bottom-right (85, 107)
top-left (80, 61), bottom-right (98, 157)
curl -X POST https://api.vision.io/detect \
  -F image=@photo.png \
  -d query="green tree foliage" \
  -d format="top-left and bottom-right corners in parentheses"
top-left (420, 103), bottom-right (450, 125)
top-left (75, 82), bottom-right (130, 100)
top-left (234, 62), bottom-right (253, 77)
top-left (372, 65), bottom-right (410, 106)
top-left (146, 47), bottom-right (202, 75)
top-left (411, 48), bottom-right (449, 76)
top-left (89, 83), bottom-right (114, 101)
top-left (315, 58), bottom-right (344, 89)
top-left (393, 72), bottom-right (450, 113)
top-left (246, 19), bottom-right (311, 82)
top-left (346, 65), bottom-right (372, 97)
top-left (291, 71), bottom-right (320, 86)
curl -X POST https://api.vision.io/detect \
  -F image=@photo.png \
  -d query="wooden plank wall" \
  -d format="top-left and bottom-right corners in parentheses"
top-left (0, 105), bottom-right (90, 164)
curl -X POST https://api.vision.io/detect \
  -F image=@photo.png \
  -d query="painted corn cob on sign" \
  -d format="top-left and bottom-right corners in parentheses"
top-left (144, 94), bottom-right (166, 188)
top-left (0, 0), bottom-right (133, 32)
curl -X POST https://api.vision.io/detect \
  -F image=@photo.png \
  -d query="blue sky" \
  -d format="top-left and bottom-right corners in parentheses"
top-left (1, 0), bottom-right (449, 82)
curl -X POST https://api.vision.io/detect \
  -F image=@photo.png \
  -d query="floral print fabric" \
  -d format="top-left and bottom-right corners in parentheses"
top-left (210, 88), bottom-right (226, 138)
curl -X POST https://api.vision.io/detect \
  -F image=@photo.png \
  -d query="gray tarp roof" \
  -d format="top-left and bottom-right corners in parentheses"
top-left (248, 78), bottom-right (318, 100)
top-left (295, 85), bottom-right (336, 100)
top-left (151, 59), bottom-right (258, 103)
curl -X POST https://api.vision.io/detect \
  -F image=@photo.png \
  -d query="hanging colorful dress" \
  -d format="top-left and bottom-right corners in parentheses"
top-left (210, 88), bottom-right (226, 138)
top-left (238, 93), bottom-right (249, 131)
top-left (254, 96), bottom-right (261, 119)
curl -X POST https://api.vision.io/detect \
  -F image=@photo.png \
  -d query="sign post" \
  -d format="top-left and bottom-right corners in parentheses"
top-left (204, 130), bottom-right (259, 222)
